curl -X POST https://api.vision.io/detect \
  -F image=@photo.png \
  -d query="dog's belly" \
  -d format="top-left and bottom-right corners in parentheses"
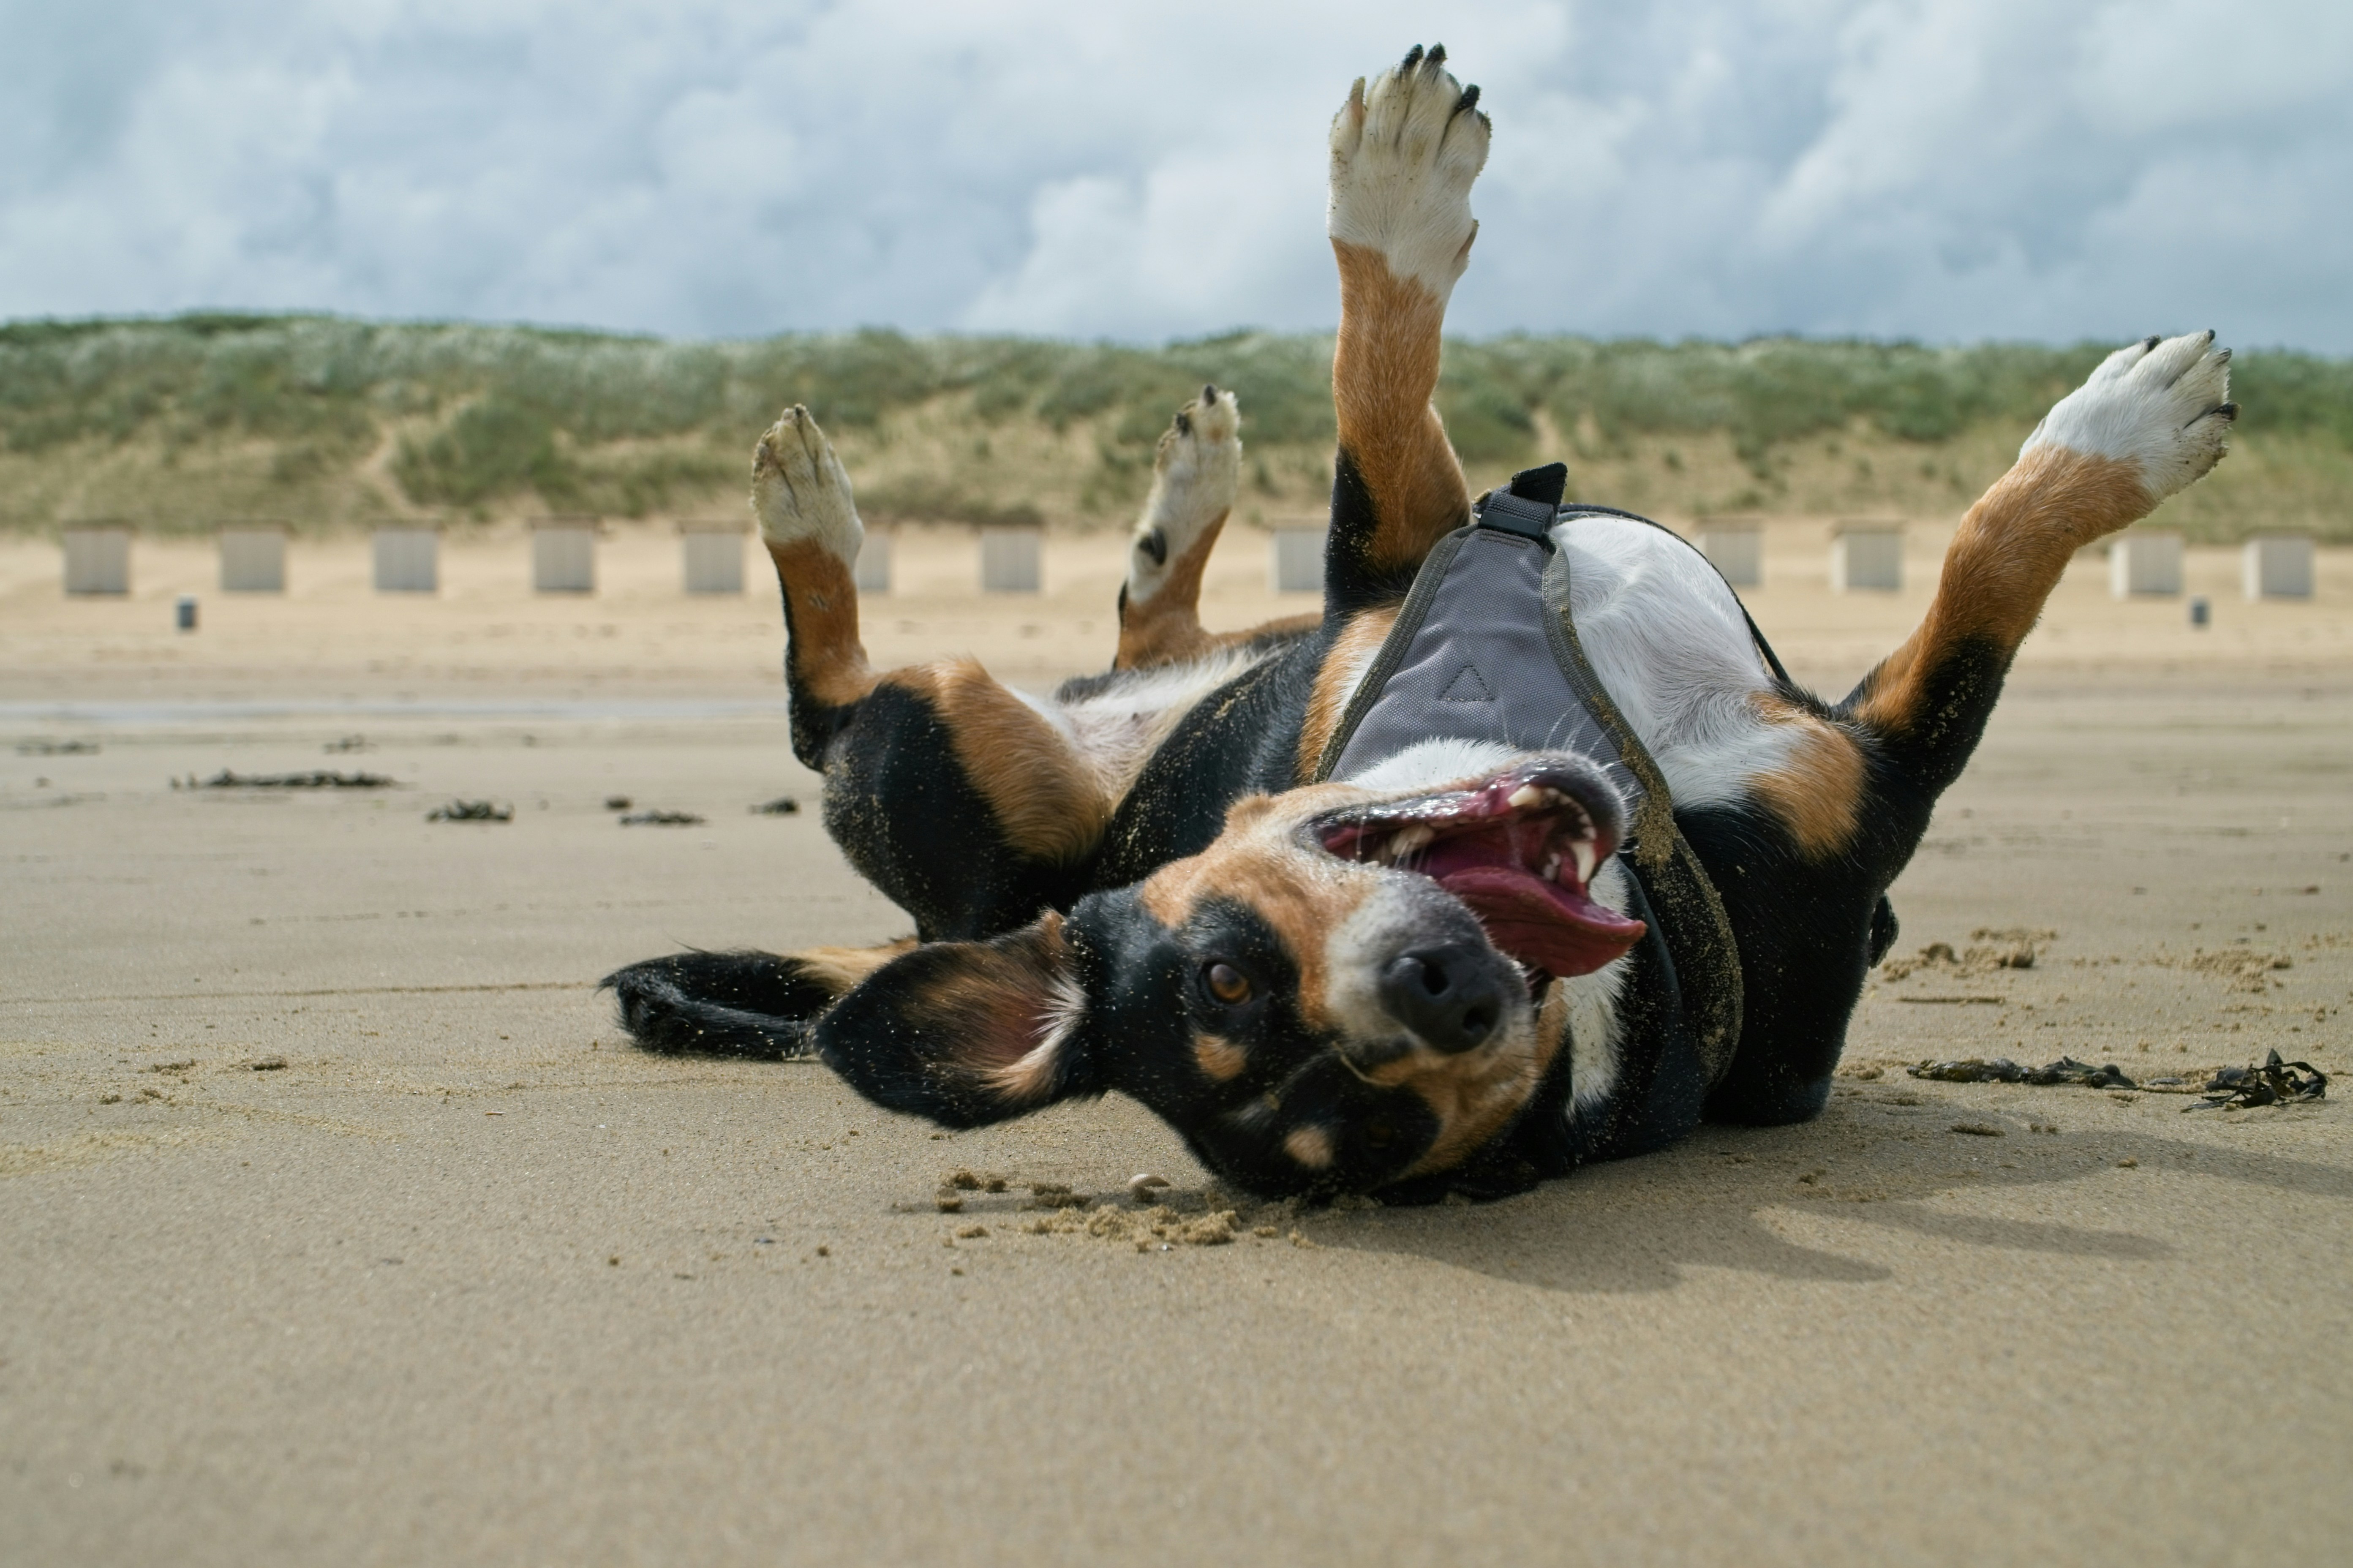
top-left (1084, 635), bottom-right (1328, 885)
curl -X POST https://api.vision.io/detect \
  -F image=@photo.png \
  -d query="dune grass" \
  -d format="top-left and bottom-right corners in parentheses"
top-left (3, 313), bottom-right (2345, 539)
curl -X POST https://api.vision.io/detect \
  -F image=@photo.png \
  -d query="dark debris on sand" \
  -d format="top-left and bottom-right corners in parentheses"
top-left (2191, 1051), bottom-right (2327, 1111)
top-left (1910, 1056), bottom-right (2138, 1089)
top-left (427, 800), bottom-right (513, 822)
top-left (619, 810), bottom-right (705, 827)
top-left (179, 769), bottom-right (397, 789)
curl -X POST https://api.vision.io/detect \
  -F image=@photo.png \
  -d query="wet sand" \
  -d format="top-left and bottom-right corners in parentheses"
top-left (3, 523), bottom-right (2349, 1565)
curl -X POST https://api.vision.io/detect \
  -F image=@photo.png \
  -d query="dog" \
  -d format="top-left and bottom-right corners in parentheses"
top-left (605, 45), bottom-right (2235, 1202)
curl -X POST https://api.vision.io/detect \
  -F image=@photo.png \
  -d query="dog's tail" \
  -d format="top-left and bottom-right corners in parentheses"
top-left (599, 950), bottom-right (854, 1061)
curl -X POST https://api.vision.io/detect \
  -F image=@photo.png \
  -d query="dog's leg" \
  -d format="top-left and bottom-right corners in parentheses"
top-left (757, 404), bottom-right (877, 768)
top-left (1113, 386), bottom-right (1320, 670)
top-left (1321, 44), bottom-right (1488, 616)
top-left (1114, 386), bottom-right (1241, 668)
top-left (1702, 334), bottom-right (2233, 1130)
top-left (601, 940), bottom-right (914, 1059)
top-left (1845, 333), bottom-right (2236, 797)
top-left (756, 406), bottom-right (1117, 939)
top-left (1729, 333), bottom-right (2236, 866)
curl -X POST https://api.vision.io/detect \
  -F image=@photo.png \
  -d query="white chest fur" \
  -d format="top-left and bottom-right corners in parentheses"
top-left (1551, 515), bottom-right (1789, 810)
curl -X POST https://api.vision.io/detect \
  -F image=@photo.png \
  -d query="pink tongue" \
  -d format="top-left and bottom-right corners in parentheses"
top-left (1437, 866), bottom-right (1647, 978)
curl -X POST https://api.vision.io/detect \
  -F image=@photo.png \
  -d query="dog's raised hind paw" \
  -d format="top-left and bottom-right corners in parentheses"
top-left (1328, 44), bottom-right (1490, 302)
top-left (1126, 384), bottom-right (1241, 607)
top-left (2023, 331), bottom-right (2236, 504)
top-left (752, 405), bottom-right (864, 562)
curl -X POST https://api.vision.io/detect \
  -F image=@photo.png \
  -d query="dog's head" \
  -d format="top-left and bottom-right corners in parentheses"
top-left (815, 751), bottom-right (1645, 1195)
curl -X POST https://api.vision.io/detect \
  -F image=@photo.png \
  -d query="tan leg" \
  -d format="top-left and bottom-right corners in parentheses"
top-left (756, 405), bottom-right (1115, 877)
top-left (754, 405), bottom-right (877, 710)
top-left (1326, 45), bottom-right (1488, 584)
top-left (1736, 334), bottom-right (2235, 861)
top-left (1114, 385), bottom-right (1242, 669)
top-left (1854, 332), bottom-right (2236, 746)
top-left (1113, 385), bottom-right (1320, 670)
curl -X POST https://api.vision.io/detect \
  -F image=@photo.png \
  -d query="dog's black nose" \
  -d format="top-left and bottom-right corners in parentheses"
top-left (1378, 944), bottom-right (1509, 1053)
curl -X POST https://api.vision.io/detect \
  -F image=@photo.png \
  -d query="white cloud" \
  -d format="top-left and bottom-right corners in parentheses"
top-left (0, 0), bottom-right (2345, 347)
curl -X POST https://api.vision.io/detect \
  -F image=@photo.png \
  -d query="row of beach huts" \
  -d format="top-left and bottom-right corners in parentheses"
top-left (44, 516), bottom-right (2323, 601)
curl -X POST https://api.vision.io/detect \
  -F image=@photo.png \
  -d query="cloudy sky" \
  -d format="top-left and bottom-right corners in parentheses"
top-left (3, 0), bottom-right (2348, 348)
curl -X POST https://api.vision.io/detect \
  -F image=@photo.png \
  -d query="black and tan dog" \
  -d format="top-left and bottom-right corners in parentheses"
top-left (606, 47), bottom-right (2236, 1201)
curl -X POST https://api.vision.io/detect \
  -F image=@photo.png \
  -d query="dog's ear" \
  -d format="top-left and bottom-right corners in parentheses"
top-left (813, 912), bottom-right (1098, 1127)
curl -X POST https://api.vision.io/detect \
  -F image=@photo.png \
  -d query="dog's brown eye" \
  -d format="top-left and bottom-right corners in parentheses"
top-left (1204, 962), bottom-right (1253, 1005)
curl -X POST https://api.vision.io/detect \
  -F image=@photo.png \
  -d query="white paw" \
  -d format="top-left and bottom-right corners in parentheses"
top-left (1328, 44), bottom-right (1490, 301)
top-left (752, 405), bottom-right (863, 560)
top-left (2022, 331), bottom-right (2236, 501)
top-left (1126, 384), bottom-right (1241, 604)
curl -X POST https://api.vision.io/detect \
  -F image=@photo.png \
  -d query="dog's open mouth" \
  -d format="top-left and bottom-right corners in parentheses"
top-left (1314, 759), bottom-right (1648, 982)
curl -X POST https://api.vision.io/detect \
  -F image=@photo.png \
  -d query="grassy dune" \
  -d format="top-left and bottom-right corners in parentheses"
top-left (3, 314), bottom-right (2348, 539)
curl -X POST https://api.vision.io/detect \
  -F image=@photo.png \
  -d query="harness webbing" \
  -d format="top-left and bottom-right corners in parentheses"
top-left (1309, 466), bottom-right (1760, 1086)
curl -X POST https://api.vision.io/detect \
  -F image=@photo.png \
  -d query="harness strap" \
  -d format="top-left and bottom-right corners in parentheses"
top-left (1471, 485), bottom-right (1558, 540)
top-left (1307, 470), bottom-right (1751, 1086)
top-left (1534, 532), bottom-right (1743, 1083)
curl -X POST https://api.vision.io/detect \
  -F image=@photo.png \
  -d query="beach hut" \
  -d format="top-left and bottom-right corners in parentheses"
top-left (2108, 530), bottom-right (2183, 598)
top-left (1831, 521), bottom-right (1904, 592)
top-left (373, 527), bottom-right (439, 593)
top-left (219, 524), bottom-right (287, 593)
top-left (979, 524), bottom-right (1041, 593)
top-left (1696, 518), bottom-right (1763, 588)
top-left (531, 517), bottom-right (598, 594)
top-left (855, 530), bottom-right (893, 594)
top-left (61, 523), bottom-right (132, 595)
top-left (679, 520), bottom-right (745, 595)
top-left (1271, 526), bottom-right (1325, 593)
top-left (2241, 534), bottom-right (2314, 600)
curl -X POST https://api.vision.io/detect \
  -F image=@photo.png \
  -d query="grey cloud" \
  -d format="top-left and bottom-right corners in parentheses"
top-left (0, 0), bottom-right (2345, 348)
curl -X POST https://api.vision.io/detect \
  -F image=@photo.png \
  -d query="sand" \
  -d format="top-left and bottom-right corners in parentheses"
top-left (3, 520), bottom-right (2349, 1566)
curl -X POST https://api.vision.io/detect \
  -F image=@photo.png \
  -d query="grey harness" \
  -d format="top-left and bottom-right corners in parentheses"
top-left (1309, 469), bottom-right (1756, 1086)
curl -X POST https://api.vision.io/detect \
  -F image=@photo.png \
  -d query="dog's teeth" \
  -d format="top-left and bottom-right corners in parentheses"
top-left (1571, 840), bottom-right (1598, 885)
top-left (1542, 853), bottom-right (1561, 880)
top-left (1507, 785), bottom-right (1545, 810)
top-left (1386, 825), bottom-right (1433, 859)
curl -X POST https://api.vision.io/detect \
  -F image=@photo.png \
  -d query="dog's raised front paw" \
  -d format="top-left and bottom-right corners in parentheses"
top-left (752, 405), bottom-right (863, 561)
top-left (1328, 44), bottom-right (1491, 301)
top-left (2023, 331), bottom-right (2236, 503)
top-left (1127, 384), bottom-right (1242, 604)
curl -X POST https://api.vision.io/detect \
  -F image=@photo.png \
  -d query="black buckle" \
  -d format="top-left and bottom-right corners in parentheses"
top-left (1474, 487), bottom-right (1557, 540)
top-left (1474, 461), bottom-right (1569, 541)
